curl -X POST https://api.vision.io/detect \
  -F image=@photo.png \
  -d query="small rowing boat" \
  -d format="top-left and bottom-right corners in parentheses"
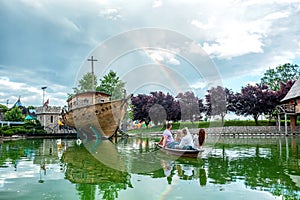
top-left (157, 144), bottom-right (204, 158)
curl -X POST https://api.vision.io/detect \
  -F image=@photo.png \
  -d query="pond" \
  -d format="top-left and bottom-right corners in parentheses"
top-left (0, 135), bottom-right (299, 200)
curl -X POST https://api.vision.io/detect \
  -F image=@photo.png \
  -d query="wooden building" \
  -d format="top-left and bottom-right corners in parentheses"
top-left (280, 77), bottom-right (300, 132)
top-left (66, 91), bottom-right (110, 110)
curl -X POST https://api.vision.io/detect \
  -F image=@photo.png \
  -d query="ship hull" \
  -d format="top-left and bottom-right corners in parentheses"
top-left (62, 98), bottom-right (128, 139)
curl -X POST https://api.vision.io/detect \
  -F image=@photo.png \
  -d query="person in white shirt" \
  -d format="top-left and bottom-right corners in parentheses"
top-left (176, 127), bottom-right (193, 149)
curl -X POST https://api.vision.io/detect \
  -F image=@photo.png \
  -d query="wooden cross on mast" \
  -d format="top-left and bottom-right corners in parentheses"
top-left (87, 56), bottom-right (98, 91)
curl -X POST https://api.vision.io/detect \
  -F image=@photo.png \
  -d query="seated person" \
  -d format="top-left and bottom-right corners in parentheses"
top-left (175, 128), bottom-right (194, 149)
top-left (175, 130), bottom-right (184, 142)
top-left (161, 123), bottom-right (178, 148)
top-left (193, 128), bottom-right (206, 148)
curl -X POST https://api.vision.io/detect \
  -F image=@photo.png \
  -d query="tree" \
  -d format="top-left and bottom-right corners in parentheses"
top-left (147, 91), bottom-right (179, 124)
top-left (205, 86), bottom-right (232, 125)
top-left (176, 91), bottom-right (201, 122)
top-left (96, 70), bottom-right (126, 100)
top-left (0, 104), bottom-right (9, 112)
top-left (232, 83), bottom-right (277, 125)
top-left (27, 106), bottom-right (35, 109)
top-left (131, 92), bottom-right (180, 125)
top-left (4, 107), bottom-right (25, 122)
top-left (275, 80), bottom-right (295, 103)
top-left (131, 94), bottom-right (151, 123)
top-left (73, 72), bottom-right (98, 93)
top-left (261, 63), bottom-right (300, 91)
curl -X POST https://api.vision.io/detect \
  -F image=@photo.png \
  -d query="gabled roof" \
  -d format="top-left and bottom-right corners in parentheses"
top-left (281, 77), bottom-right (300, 102)
top-left (12, 97), bottom-right (22, 108)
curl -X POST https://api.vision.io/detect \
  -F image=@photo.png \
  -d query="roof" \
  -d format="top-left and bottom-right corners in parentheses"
top-left (13, 98), bottom-right (22, 108)
top-left (67, 91), bottom-right (111, 102)
top-left (281, 77), bottom-right (300, 102)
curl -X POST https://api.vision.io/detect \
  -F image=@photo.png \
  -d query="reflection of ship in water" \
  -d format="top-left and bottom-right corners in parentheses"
top-left (61, 144), bottom-right (132, 199)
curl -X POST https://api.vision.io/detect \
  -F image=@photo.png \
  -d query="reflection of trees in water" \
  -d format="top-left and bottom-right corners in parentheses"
top-left (61, 145), bottom-right (132, 200)
top-left (206, 144), bottom-right (300, 199)
top-left (0, 139), bottom-right (42, 167)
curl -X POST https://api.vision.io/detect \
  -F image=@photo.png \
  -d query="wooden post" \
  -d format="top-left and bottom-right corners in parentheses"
top-left (285, 113), bottom-right (287, 135)
top-left (290, 115), bottom-right (296, 133)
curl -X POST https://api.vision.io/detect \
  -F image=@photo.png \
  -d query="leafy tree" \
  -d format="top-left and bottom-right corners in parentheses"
top-left (275, 79), bottom-right (295, 103)
top-left (146, 91), bottom-right (179, 124)
top-left (96, 70), bottom-right (126, 100)
top-left (70, 70), bottom-right (126, 100)
top-left (4, 107), bottom-right (25, 122)
top-left (205, 86), bottom-right (233, 125)
top-left (176, 91), bottom-right (201, 122)
top-left (261, 63), bottom-right (300, 91)
top-left (232, 83), bottom-right (277, 125)
top-left (131, 94), bottom-right (151, 123)
top-left (0, 104), bottom-right (9, 112)
top-left (73, 72), bottom-right (98, 93)
top-left (27, 106), bottom-right (35, 109)
top-left (131, 92), bottom-right (180, 125)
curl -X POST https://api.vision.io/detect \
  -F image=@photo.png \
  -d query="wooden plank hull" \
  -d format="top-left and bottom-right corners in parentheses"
top-left (157, 144), bottom-right (203, 158)
top-left (62, 98), bottom-right (128, 139)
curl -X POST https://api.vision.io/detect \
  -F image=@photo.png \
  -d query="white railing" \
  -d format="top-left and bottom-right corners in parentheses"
top-left (0, 121), bottom-right (25, 127)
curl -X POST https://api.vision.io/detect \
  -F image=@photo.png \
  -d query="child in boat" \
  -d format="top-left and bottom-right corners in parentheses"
top-left (175, 127), bottom-right (194, 149)
top-left (175, 130), bottom-right (184, 142)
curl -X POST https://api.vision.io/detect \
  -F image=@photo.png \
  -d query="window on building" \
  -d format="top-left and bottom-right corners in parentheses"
top-left (50, 116), bottom-right (53, 123)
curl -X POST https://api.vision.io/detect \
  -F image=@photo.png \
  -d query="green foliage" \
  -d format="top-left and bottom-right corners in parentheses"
top-left (96, 70), bottom-right (126, 100)
top-left (73, 72), bottom-right (98, 93)
top-left (70, 70), bottom-right (126, 100)
top-left (0, 104), bottom-right (9, 112)
top-left (4, 107), bottom-right (25, 121)
top-left (261, 63), bottom-right (300, 91)
top-left (0, 120), bottom-right (46, 136)
top-left (27, 105), bottom-right (35, 109)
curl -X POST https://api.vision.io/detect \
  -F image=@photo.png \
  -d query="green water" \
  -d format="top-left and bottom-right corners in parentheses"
top-left (0, 136), bottom-right (299, 200)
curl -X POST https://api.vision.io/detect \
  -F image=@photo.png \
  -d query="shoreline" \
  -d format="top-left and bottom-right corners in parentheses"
top-left (0, 133), bottom-right (77, 142)
top-left (1, 126), bottom-right (300, 142)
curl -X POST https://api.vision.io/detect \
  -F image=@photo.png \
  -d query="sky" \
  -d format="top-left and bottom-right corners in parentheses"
top-left (0, 0), bottom-right (300, 108)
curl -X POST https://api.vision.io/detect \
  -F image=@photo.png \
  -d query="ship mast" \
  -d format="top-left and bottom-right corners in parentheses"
top-left (87, 56), bottom-right (98, 91)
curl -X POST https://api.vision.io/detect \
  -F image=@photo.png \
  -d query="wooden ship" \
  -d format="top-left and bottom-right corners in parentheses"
top-left (62, 91), bottom-right (130, 139)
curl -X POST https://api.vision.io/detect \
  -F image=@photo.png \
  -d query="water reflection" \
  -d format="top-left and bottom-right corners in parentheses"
top-left (0, 137), bottom-right (299, 200)
top-left (62, 144), bottom-right (132, 200)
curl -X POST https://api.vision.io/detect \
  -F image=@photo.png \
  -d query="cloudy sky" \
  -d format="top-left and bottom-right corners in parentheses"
top-left (0, 0), bottom-right (300, 108)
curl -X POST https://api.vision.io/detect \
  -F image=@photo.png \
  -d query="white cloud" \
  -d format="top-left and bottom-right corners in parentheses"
top-left (191, 18), bottom-right (216, 30)
top-left (263, 11), bottom-right (289, 20)
top-left (152, 0), bottom-right (162, 8)
top-left (190, 81), bottom-right (207, 89)
top-left (146, 49), bottom-right (180, 65)
top-left (99, 8), bottom-right (122, 20)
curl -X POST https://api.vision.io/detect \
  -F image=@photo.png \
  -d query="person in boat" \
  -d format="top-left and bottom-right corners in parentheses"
top-left (175, 127), bottom-right (194, 150)
top-left (175, 130), bottom-right (184, 142)
top-left (161, 123), bottom-right (178, 148)
top-left (193, 128), bottom-right (206, 148)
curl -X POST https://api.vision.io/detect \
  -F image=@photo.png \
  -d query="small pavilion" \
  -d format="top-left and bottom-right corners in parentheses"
top-left (280, 77), bottom-right (300, 133)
